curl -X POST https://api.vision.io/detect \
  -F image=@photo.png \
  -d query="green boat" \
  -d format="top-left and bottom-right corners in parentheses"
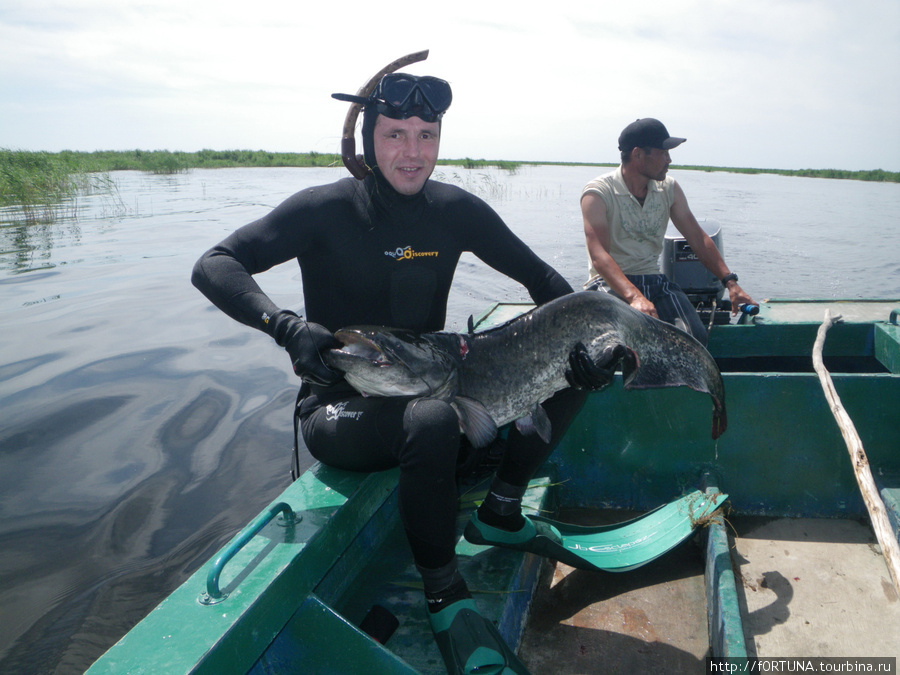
top-left (84, 291), bottom-right (900, 673)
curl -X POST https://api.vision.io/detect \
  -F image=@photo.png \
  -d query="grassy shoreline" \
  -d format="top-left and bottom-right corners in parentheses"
top-left (2, 148), bottom-right (898, 213)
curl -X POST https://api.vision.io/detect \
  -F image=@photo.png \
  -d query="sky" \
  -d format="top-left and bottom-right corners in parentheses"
top-left (1, 0), bottom-right (898, 171)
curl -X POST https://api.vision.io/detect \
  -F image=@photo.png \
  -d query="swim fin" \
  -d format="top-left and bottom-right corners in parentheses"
top-left (428, 599), bottom-right (531, 674)
top-left (464, 489), bottom-right (727, 572)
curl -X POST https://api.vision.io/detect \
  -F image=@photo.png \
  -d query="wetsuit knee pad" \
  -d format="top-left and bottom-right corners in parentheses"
top-left (401, 397), bottom-right (461, 470)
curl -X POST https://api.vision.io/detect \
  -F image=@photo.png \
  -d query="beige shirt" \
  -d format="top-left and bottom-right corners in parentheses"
top-left (582, 166), bottom-right (676, 276)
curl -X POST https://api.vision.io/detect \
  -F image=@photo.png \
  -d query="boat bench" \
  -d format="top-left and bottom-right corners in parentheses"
top-left (86, 461), bottom-right (555, 675)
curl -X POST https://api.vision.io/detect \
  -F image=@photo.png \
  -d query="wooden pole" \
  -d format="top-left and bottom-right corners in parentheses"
top-left (813, 309), bottom-right (900, 597)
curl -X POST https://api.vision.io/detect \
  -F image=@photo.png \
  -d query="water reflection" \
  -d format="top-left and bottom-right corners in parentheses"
top-left (0, 220), bottom-right (81, 274)
top-left (0, 350), bottom-right (299, 671)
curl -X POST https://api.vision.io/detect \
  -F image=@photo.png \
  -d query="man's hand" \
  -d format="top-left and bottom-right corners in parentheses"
top-left (270, 311), bottom-right (342, 386)
top-left (725, 283), bottom-right (756, 316)
top-left (629, 294), bottom-right (659, 319)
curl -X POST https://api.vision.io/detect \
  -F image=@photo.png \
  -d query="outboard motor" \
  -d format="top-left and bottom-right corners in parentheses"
top-left (661, 220), bottom-right (733, 327)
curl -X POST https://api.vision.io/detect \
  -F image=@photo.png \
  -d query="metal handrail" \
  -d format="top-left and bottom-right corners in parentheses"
top-left (199, 501), bottom-right (297, 605)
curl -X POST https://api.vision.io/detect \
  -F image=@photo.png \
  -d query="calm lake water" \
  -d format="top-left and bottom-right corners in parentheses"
top-left (1, 166), bottom-right (898, 673)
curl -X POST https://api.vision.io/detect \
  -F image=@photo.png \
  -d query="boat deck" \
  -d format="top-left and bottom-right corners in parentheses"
top-left (753, 299), bottom-right (899, 325)
top-left (732, 517), bottom-right (900, 659)
top-left (518, 515), bottom-right (900, 673)
top-left (519, 509), bottom-right (710, 673)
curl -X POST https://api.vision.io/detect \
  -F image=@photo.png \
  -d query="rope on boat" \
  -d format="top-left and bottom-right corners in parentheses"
top-left (813, 309), bottom-right (900, 597)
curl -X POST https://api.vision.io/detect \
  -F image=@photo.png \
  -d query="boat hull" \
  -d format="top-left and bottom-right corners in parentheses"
top-left (87, 299), bottom-right (900, 673)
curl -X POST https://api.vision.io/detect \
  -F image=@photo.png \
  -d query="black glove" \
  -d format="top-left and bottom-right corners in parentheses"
top-left (564, 342), bottom-right (624, 391)
top-left (269, 310), bottom-right (342, 386)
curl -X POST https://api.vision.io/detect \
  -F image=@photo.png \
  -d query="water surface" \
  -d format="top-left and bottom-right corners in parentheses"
top-left (1, 166), bottom-right (898, 673)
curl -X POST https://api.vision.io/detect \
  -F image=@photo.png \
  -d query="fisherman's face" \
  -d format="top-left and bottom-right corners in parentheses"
top-left (639, 147), bottom-right (672, 181)
top-left (373, 115), bottom-right (440, 195)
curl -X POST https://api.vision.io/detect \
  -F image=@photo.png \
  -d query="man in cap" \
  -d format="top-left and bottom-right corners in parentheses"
top-left (192, 70), bottom-right (611, 674)
top-left (580, 118), bottom-right (754, 344)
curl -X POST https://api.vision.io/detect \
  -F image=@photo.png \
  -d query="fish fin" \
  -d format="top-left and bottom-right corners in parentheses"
top-left (514, 404), bottom-right (552, 444)
top-left (619, 347), bottom-right (640, 387)
top-left (452, 397), bottom-right (498, 448)
top-left (514, 417), bottom-right (533, 437)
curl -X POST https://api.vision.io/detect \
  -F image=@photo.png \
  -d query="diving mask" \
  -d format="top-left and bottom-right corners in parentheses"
top-left (333, 73), bottom-right (452, 123)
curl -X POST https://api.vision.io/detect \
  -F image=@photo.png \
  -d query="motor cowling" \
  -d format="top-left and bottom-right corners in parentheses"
top-left (661, 220), bottom-right (732, 325)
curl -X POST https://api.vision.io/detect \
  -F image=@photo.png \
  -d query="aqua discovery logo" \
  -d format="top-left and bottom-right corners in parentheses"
top-left (325, 401), bottom-right (364, 422)
top-left (384, 246), bottom-right (439, 261)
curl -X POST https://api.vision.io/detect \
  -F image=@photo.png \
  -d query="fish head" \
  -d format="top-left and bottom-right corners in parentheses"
top-left (325, 326), bottom-right (459, 398)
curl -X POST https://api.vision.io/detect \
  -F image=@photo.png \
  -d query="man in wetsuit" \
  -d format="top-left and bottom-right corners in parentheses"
top-left (581, 118), bottom-right (755, 345)
top-left (192, 71), bottom-right (610, 674)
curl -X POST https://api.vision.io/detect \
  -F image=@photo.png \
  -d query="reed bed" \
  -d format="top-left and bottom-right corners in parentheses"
top-left (676, 164), bottom-right (899, 182)
top-left (3, 148), bottom-right (897, 226)
top-left (0, 150), bottom-right (89, 223)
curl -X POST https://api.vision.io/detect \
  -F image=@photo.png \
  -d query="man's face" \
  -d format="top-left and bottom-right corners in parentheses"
top-left (639, 147), bottom-right (672, 181)
top-left (373, 115), bottom-right (441, 195)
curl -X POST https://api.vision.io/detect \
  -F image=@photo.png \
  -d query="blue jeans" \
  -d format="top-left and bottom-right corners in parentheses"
top-left (586, 274), bottom-right (708, 346)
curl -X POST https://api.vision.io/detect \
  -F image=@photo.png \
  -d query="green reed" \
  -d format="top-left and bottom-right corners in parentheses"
top-left (63, 149), bottom-right (345, 173)
top-left (0, 150), bottom-right (87, 222)
top-left (3, 148), bottom-right (896, 224)
top-left (670, 164), bottom-right (900, 183)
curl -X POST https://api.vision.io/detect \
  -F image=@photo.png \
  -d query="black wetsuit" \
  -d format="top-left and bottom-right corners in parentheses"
top-left (192, 174), bottom-right (569, 334)
top-left (192, 173), bottom-right (585, 570)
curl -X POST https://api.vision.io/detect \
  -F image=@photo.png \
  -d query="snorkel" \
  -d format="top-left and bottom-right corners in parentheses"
top-left (333, 50), bottom-right (431, 180)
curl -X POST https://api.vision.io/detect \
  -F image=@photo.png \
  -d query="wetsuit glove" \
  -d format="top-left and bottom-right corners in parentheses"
top-left (269, 310), bottom-right (342, 386)
top-left (565, 342), bottom-right (624, 391)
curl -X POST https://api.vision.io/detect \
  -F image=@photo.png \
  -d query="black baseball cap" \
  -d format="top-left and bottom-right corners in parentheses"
top-left (618, 118), bottom-right (686, 152)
